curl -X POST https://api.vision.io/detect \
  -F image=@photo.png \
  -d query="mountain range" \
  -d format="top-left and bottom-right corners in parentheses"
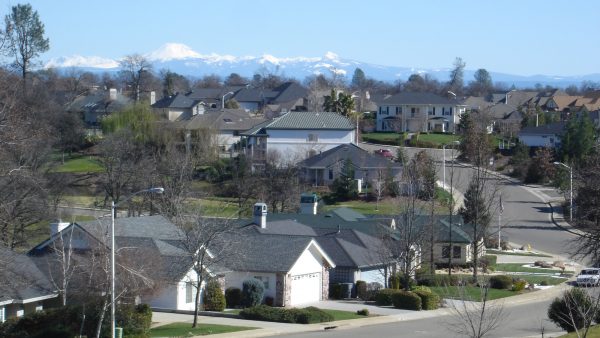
top-left (44, 43), bottom-right (600, 88)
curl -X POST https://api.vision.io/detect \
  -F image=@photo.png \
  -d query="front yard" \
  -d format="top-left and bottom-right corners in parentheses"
top-left (150, 322), bottom-right (255, 337)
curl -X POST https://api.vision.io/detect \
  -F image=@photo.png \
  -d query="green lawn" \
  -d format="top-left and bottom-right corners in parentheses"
top-left (486, 249), bottom-right (552, 258)
top-left (323, 191), bottom-right (453, 216)
top-left (496, 263), bottom-right (561, 274)
top-left (414, 133), bottom-right (461, 145)
top-left (52, 156), bottom-right (104, 173)
top-left (362, 132), bottom-right (405, 145)
top-left (149, 322), bottom-right (255, 337)
top-left (430, 286), bottom-right (515, 301)
top-left (184, 198), bottom-right (243, 218)
top-left (517, 275), bottom-right (567, 286)
top-left (560, 324), bottom-right (600, 337)
top-left (321, 309), bottom-right (366, 321)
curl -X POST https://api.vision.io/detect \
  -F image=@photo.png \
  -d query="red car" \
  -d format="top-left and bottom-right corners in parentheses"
top-left (374, 149), bottom-right (393, 158)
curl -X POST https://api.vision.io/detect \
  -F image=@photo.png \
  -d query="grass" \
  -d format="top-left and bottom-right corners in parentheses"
top-left (52, 155), bottom-right (104, 173)
top-left (429, 286), bottom-right (515, 300)
top-left (362, 132), bottom-right (405, 145)
top-left (149, 322), bottom-right (255, 337)
top-left (517, 275), bottom-right (567, 286)
top-left (486, 249), bottom-right (552, 258)
top-left (495, 263), bottom-right (561, 274)
top-left (321, 309), bottom-right (365, 321)
top-left (414, 133), bottom-right (461, 146)
top-left (184, 198), bottom-right (242, 218)
top-left (62, 195), bottom-right (100, 208)
top-left (559, 324), bottom-right (600, 337)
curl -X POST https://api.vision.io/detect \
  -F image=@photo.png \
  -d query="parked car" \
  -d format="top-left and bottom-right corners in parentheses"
top-left (576, 268), bottom-right (600, 286)
top-left (374, 149), bottom-right (393, 158)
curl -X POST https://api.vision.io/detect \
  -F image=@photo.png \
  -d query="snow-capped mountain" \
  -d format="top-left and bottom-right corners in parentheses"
top-left (45, 43), bottom-right (600, 88)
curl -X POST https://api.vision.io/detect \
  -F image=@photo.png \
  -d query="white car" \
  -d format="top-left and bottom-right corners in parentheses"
top-left (576, 268), bottom-right (600, 287)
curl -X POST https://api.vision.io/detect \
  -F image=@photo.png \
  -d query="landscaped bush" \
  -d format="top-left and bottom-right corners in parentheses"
top-left (391, 291), bottom-right (422, 311)
top-left (356, 309), bottom-right (369, 316)
top-left (117, 303), bottom-right (153, 337)
top-left (203, 280), bottom-right (226, 311)
top-left (375, 288), bottom-right (401, 306)
top-left (540, 280), bottom-right (549, 286)
top-left (225, 287), bottom-right (242, 308)
top-left (242, 278), bottom-right (265, 308)
top-left (239, 305), bottom-right (334, 324)
top-left (489, 275), bottom-right (513, 290)
top-left (411, 285), bottom-right (432, 293)
top-left (388, 274), bottom-right (401, 289)
top-left (355, 280), bottom-right (368, 300)
top-left (548, 288), bottom-right (594, 332)
top-left (511, 279), bottom-right (527, 292)
top-left (417, 274), bottom-right (461, 287)
top-left (414, 290), bottom-right (439, 310)
top-left (329, 283), bottom-right (343, 299)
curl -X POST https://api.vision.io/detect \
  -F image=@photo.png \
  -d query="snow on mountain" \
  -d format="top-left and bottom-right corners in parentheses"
top-left (44, 44), bottom-right (600, 88)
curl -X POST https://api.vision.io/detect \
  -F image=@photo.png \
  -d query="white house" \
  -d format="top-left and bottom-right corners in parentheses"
top-left (242, 111), bottom-right (355, 163)
top-left (518, 122), bottom-right (565, 148)
top-left (376, 92), bottom-right (466, 133)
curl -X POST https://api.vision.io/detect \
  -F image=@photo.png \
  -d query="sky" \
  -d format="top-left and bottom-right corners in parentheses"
top-left (15, 0), bottom-right (600, 76)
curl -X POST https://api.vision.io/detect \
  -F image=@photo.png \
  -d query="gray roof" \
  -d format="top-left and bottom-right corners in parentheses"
top-left (299, 144), bottom-right (402, 170)
top-left (67, 90), bottom-right (131, 114)
top-left (0, 247), bottom-right (56, 304)
top-left (382, 92), bottom-right (458, 105)
top-left (519, 122), bottom-right (566, 136)
top-left (180, 109), bottom-right (266, 131)
top-left (266, 111), bottom-right (354, 130)
top-left (77, 215), bottom-right (184, 242)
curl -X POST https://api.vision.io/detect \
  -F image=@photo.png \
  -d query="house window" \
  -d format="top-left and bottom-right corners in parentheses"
top-left (428, 107), bottom-right (434, 115)
top-left (386, 107), bottom-right (389, 114)
top-left (307, 134), bottom-right (319, 142)
top-left (411, 107), bottom-right (419, 117)
top-left (453, 246), bottom-right (461, 259)
top-left (398, 106), bottom-right (402, 113)
top-left (328, 169), bottom-right (334, 180)
top-left (254, 276), bottom-right (270, 290)
top-left (186, 282), bottom-right (194, 303)
top-left (442, 246), bottom-right (450, 258)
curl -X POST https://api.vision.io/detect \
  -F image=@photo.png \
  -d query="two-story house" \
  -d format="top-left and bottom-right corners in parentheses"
top-left (376, 92), bottom-right (466, 133)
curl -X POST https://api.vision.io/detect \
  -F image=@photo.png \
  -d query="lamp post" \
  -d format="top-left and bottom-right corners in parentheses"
top-left (111, 187), bottom-right (164, 338)
top-left (351, 91), bottom-right (361, 144)
top-left (221, 91), bottom-right (234, 110)
top-left (442, 140), bottom-right (460, 190)
top-left (553, 162), bottom-right (573, 222)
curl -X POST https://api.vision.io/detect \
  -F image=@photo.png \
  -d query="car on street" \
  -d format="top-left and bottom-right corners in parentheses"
top-left (576, 268), bottom-right (600, 286)
top-left (374, 148), bottom-right (393, 159)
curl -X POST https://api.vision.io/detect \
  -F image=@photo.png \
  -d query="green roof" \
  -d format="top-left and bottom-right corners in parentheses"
top-left (266, 111), bottom-right (354, 130)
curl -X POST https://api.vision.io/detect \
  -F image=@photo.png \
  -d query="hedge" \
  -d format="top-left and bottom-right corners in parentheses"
top-left (355, 280), bottom-right (368, 300)
top-left (203, 280), bottom-right (226, 311)
top-left (375, 288), bottom-right (401, 306)
top-left (225, 287), bottom-right (242, 308)
top-left (489, 275), bottom-right (513, 290)
top-left (239, 305), bottom-right (334, 324)
top-left (242, 278), bottom-right (264, 308)
top-left (329, 283), bottom-right (343, 300)
top-left (391, 291), bottom-right (422, 311)
top-left (414, 290), bottom-right (439, 310)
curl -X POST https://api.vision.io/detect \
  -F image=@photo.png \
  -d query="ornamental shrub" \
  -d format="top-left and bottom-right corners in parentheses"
top-left (225, 287), bottom-right (242, 308)
top-left (411, 285), bottom-right (432, 293)
top-left (548, 288), bottom-right (594, 332)
top-left (239, 305), bottom-right (333, 324)
top-left (489, 275), bottom-right (513, 289)
top-left (117, 303), bottom-right (153, 336)
top-left (242, 278), bottom-right (265, 308)
top-left (414, 290), bottom-right (439, 310)
top-left (391, 291), bottom-right (422, 311)
top-left (329, 283), bottom-right (343, 299)
top-left (355, 280), bottom-right (368, 300)
top-left (357, 309), bottom-right (369, 316)
top-left (375, 288), bottom-right (401, 306)
top-left (511, 279), bottom-right (527, 292)
top-left (203, 280), bottom-right (226, 311)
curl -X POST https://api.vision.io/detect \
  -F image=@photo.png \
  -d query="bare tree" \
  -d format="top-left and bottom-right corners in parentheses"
top-left (119, 54), bottom-right (153, 102)
top-left (372, 170), bottom-right (385, 211)
top-left (47, 225), bottom-right (78, 306)
top-left (446, 283), bottom-right (506, 338)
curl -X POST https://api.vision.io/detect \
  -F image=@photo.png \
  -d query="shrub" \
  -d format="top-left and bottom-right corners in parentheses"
top-left (388, 274), bottom-right (401, 289)
top-left (414, 290), bottom-right (439, 310)
top-left (511, 279), bottom-right (527, 292)
top-left (117, 304), bottom-right (153, 337)
top-left (411, 285), bottom-right (432, 293)
top-left (357, 309), bottom-right (369, 316)
top-left (489, 275), bottom-right (513, 290)
top-left (355, 280), bottom-right (368, 300)
top-left (548, 288), bottom-right (594, 332)
top-left (329, 283), bottom-right (343, 300)
top-left (265, 296), bottom-right (274, 306)
top-left (540, 280), bottom-right (549, 286)
top-left (479, 255), bottom-right (497, 271)
top-left (203, 280), bottom-right (226, 311)
top-left (375, 288), bottom-right (401, 306)
top-left (225, 287), bottom-right (242, 308)
top-left (417, 274), bottom-right (461, 287)
top-left (295, 307), bottom-right (334, 324)
top-left (239, 305), bottom-right (333, 324)
top-left (242, 278), bottom-right (265, 308)
top-left (391, 291), bottom-right (422, 311)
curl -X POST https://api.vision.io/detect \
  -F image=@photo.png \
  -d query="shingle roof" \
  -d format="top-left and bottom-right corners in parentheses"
top-left (299, 144), bottom-right (402, 170)
top-left (180, 109), bottom-right (266, 131)
top-left (382, 92), bottom-right (458, 105)
top-left (266, 111), bottom-right (354, 130)
top-left (0, 247), bottom-right (57, 304)
top-left (519, 122), bottom-right (566, 135)
top-left (68, 90), bottom-right (132, 113)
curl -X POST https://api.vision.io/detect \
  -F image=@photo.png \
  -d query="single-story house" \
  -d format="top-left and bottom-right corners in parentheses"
top-left (67, 88), bottom-right (132, 127)
top-left (298, 143), bottom-right (402, 186)
top-left (518, 122), bottom-right (565, 148)
top-left (431, 218), bottom-right (485, 265)
top-left (0, 247), bottom-right (58, 323)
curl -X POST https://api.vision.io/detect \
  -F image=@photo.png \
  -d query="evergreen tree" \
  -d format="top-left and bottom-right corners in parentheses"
top-left (351, 68), bottom-right (366, 89)
top-left (331, 159), bottom-right (358, 201)
top-left (560, 112), bottom-right (596, 164)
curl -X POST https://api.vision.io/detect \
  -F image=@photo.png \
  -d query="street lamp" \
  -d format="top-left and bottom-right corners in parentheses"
top-left (111, 187), bottom-right (164, 338)
top-left (351, 91), bottom-right (361, 144)
top-left (221, 91), bottom-right (234, 110)
top-left (442, 140), bottom-right (460, 190)
top-left (553, 162), bottom-right (573, 222)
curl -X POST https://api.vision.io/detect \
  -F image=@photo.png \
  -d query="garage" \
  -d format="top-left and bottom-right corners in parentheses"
top-left (290, 272), bottom-right (321, 306)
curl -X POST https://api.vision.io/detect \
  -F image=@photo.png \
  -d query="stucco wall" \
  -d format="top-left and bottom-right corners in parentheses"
top-left (225, 272), bottom-right (277, 302)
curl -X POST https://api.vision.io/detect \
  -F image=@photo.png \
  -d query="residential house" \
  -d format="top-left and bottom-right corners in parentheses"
top-left (0, 247), bottom-right (58, 323)
top-left (376, 92), bottom-right (466, 133)
top-left (298, 143), bottom-right (402, 186)
top-left (431, 218), bottom-right (485, 265)
top-left (518, 122), bottom-right (565, 148)
top-left (67, 88), bottom-right (132, 127)
top-left (235, 82), bottom-right (308, 114)
top-left (242, 111), bottom-right (355, 163)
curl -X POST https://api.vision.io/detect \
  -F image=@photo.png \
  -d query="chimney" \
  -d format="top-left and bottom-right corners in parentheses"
top-left (300, 193), bottom-right (318, 215)
top-left (50, 221), bottom-right (71, 236)
top-left (150, 91), bottom-right (156, 105)
top-left (109, 88), bottom-right (117, 101)
top-left (253, 203), bottom-right (267, 228)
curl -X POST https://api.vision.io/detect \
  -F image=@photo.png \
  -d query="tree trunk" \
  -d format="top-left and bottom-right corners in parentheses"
top-left (192, 273), bottom-right (204, 328)
top-left (95, 299), bottom-right (109, 338)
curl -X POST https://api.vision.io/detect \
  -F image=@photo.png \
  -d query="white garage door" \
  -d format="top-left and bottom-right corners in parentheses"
top-left (290, 272), bottom-right (321, 306)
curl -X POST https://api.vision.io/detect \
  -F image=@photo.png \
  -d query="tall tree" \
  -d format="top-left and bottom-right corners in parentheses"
top-left (119, 54), bottom-right (153, 102)
top-left (469, 69), bottom-right (493, 96)
top-left (4, 3), bottom-right (50, 87)
top-left (160, 70), bottom-right (190, 97)
top-left (323, 89), bottom-right (355, 116)
top-left (448, 57), bottom-right (466, 95)
top-left (351, 68), bottom-right (367, 89)
top-left (560, 112), bottom-right (596, 164)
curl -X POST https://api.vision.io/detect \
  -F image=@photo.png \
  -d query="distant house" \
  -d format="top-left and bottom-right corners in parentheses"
top-left (431, 218), bottom-right (485, 265)
top-left (298, 143), bottom-right (402, 186)
top-left (0, 247), bottom-right (58, 323)
top-left (234, 82), bottom-right (308, 113)
top-left (67, 88), bottom-right (132, 127)
top-left (242, 111), bottom-right (355, 163)
top-left (376, 92), bottom-right (466, 133)
top-left (518, 122), bottom-right (565, 148)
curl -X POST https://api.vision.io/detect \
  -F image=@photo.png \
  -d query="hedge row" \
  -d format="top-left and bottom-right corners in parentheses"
top-left (392, 291), bottom-right (422, 311)
top-left (239, 305), bottom-right (334, 324)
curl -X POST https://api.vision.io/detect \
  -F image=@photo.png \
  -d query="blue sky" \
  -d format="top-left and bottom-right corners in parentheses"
top-left (17, 0), bottom-right (600, 76)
